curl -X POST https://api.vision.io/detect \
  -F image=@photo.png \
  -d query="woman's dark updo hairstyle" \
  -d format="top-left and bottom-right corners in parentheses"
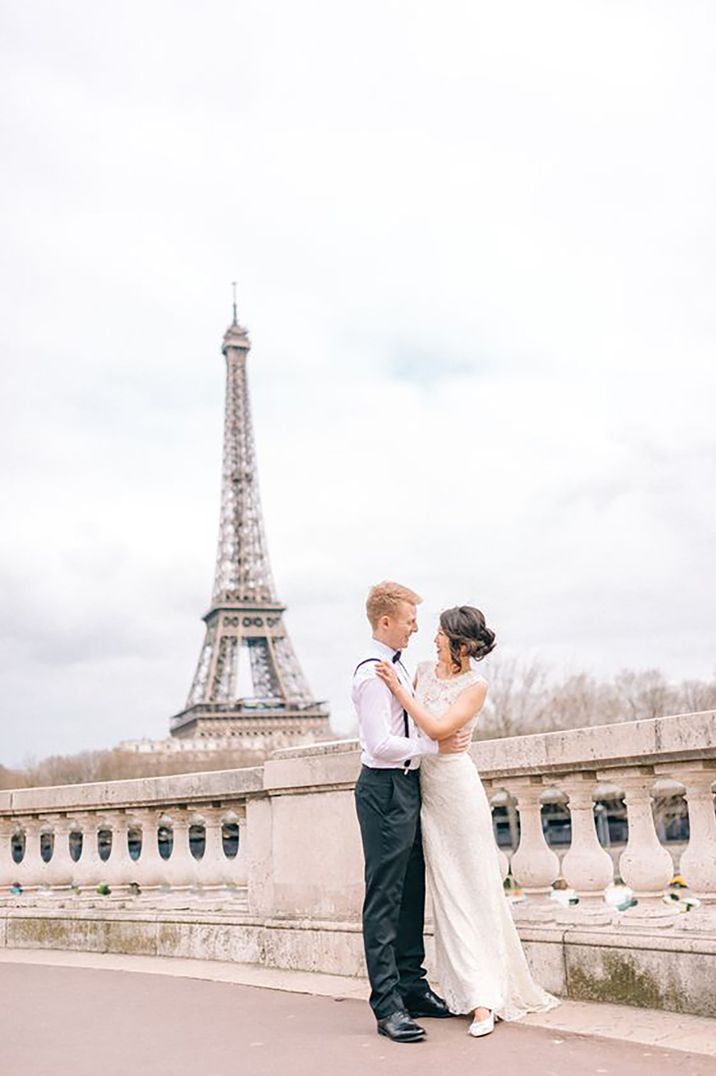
top-left (439, 605), bottom-right (496, 672)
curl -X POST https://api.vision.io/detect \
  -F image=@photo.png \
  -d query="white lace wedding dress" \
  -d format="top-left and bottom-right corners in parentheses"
top-left (417, 660), bottom-right (561, 1019)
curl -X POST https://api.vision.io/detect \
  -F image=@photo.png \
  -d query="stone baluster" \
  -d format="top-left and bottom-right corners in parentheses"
top-left (42, 815), bottom-right (75, 895)
top-left (483, 782), bottom-right (510, 882)
top-left (193, 807), bottom-right (231, 899)
top-left (509, 778), bottom-right (560, 922)
top-left (602, 768), bottom-right (677, 925)
top-left (0, 818), bottom-right (20, 896)
top-left (37, 821), bottom-right (61, 894)
top-left (222, 805), bottom-right (249, 910)
top-left (11, 820), bottom-right (29, 892)
top-left (67, 820), bottom-right (84, 886)
top-left (193, 808), bottom-right (220, 890)
top-left (72, 813), bottom-right (105, 895)
top-left (229, 805), bottom-right (248, 889)
top-left (559, 773), bottom-right (616, 924)
top-left (162, 809), bottom-right (199, 898)
top-left (14, 818), bottom-right (47, 894)
top-left (102, 811), bottom-right (140, 896)
top-left (133, 809), bottom-right (171, 898)
top-left (668, 763), bottom-right (716, 932)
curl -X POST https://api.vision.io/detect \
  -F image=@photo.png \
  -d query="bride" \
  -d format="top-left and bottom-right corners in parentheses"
top-left (375, 604), bottom-right (560, 1037)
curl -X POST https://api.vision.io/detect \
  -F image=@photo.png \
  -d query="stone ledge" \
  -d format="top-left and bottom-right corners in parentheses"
top-left (270, 739), bottom-right (358, 761)
top-left (0, 766), bottom-right (264, 815)
top-left (3, 908), bottom-right (715, 1018)
top-left (3, 710), bottom-right (714, 815)
top-left (475, 710), bottom-right (716, 777)
top-left (269, 710), bottom-right (716, 779)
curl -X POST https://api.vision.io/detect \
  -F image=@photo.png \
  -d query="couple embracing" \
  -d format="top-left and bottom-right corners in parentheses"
top-left (352, 581), bottom-right (560, 1043)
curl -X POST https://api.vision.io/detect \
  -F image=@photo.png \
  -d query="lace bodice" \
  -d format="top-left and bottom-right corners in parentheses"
top-left (415, 660), bottom-right (486, 736)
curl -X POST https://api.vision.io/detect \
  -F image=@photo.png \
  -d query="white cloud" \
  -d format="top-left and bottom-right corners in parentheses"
top-left (1, 1), bottom-right (714, 765)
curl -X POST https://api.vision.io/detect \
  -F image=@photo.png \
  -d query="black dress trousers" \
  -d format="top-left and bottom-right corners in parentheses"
top-left (354, 764), bottom-right (428, 1019)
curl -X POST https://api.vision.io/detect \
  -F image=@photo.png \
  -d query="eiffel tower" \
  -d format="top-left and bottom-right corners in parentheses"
top-left (170, 300), bottom-right (331, 750)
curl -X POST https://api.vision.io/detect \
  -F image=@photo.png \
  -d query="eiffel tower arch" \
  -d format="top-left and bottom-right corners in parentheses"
top-left (170, 310), bottom-right (332, 752)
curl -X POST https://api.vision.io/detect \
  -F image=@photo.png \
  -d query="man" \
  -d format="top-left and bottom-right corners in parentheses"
top-left (352, 580), bottom-right (472, 1043)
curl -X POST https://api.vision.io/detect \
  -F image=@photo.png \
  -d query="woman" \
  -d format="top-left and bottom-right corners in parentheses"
top-left (375, 605), bottom-right (560, 1038)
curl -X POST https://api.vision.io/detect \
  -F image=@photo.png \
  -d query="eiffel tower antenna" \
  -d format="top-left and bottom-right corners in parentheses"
top-left (170, 309), bottom-right (331, 751)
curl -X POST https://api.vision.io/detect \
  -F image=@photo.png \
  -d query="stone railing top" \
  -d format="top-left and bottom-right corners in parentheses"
top-left (472, 709), bottom-right (716, 779)
top-left (272, 710), bottom-right (716, 775)
top-left (2, 710), bottom-right (713, 815)
top-left (259, 710), bottom-right (716, 794)
top-left (0, 764), bottom-right (264, 817)
top-left (271, 738), bottom-right (357, 760)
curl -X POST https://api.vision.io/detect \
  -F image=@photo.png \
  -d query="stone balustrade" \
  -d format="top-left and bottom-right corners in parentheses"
top-left (0, 767), bottom-right (261, 906)
top-left (474, 710), bottom-right (716, 926)
top-left (1, 709), bottom-right (715, 1016)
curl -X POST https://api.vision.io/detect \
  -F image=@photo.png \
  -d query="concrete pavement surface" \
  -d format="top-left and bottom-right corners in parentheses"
top-left (1, 962), bottom-right (714, 1076)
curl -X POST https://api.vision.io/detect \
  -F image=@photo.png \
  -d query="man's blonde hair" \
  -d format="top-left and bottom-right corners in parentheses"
top-left (366, 580), bottom-right (423, 629)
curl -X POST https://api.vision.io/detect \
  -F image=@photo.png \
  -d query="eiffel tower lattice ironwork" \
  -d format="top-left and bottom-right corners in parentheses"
top-left (170, 307), bottom-right (331, 748)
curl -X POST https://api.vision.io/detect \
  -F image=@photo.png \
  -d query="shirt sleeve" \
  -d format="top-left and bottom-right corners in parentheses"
top-left (355, 676), bottom-right (439, 761)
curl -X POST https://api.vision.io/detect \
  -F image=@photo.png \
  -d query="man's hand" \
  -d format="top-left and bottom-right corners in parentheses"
top-left (438, 728), bottom-right (472, 754)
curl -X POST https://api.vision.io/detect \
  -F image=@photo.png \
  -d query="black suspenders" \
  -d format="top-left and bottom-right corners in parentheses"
top-left (354, 658), bottom-right (411, 771)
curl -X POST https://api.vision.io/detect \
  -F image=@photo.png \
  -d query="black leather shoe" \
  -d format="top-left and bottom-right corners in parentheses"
top-left (404, 987), bottom-right (452, 1019)
top-left (377, 1010), bottom-right (426, 1042)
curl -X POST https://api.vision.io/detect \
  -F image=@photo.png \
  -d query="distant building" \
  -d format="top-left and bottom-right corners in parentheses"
top-left (136, 306), bottom-right (333, 758)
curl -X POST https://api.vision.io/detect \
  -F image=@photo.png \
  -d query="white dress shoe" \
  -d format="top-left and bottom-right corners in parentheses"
top-left (468, 1011), bottom-right (495, 1037)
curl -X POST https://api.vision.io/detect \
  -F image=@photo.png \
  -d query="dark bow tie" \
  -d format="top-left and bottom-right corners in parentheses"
top-left (392, 651), bottom-right (402, 664)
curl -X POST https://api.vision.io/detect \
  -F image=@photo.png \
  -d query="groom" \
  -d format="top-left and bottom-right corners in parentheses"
top-left (352, 580), bottom-right (471, 1043)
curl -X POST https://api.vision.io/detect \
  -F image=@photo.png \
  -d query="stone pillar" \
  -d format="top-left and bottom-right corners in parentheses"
top-left (193, 807), bottom-right (229, 896)
top-left (102, 811), bottom-right (140, 895)
top-left (72, 813), bottom-right (105, 895)
top-left (604, 768), bottom-right (676, 924)
top-left (509, 778), bottom-right (560, 921)
top-left (229, 804), bottom-right (249, 888)
top-left (247, 794), bottom-right (274, 918)
top-left (678, 768), bottom-right (716, 901)
top-left (669, 764), bottom-right (716, 932)
top-left (0, 818), bottom-right (19, 894)
top-left (162, 809), bottom-right (198, 895)
top-left (483, 782), bottom-right (510, 882)
top-left (559, 773), bottom-right (615, 924)
top-left (133, 809), bottom-right (171, 897)
top-left (42, 815), bottom-right (75, 894)
top-left (14, 818), bottom-right (48, 893)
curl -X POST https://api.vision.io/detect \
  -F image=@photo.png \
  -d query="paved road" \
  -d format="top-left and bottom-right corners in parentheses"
top-left (1, 962), bottom-right (711, 1076)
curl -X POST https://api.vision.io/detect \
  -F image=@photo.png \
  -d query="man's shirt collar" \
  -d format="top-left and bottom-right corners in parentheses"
top-left (370, 638), bottom-right (401, 663)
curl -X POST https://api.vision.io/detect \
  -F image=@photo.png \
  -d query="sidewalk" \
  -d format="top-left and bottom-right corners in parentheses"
top-left (2, 950), bottom-right (715, 1075)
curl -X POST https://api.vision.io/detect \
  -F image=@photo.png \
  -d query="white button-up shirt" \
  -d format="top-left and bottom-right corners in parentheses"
top-left (352, 638), bottom-right (439, 770)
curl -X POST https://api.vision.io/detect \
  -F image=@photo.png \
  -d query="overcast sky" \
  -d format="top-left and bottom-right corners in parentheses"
top-left (1, 2), bottom-right (715, 767)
